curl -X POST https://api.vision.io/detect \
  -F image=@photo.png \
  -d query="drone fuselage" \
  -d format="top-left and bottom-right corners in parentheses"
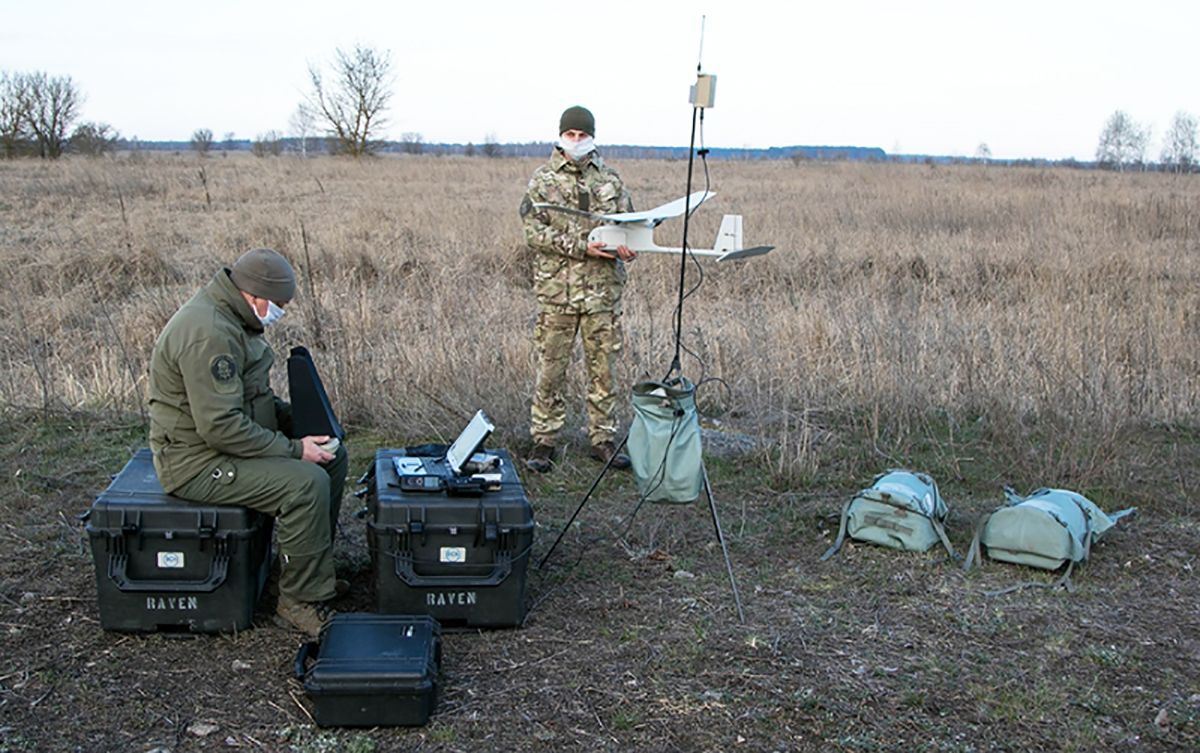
top-left (589, 214), bottom-right (773, 263)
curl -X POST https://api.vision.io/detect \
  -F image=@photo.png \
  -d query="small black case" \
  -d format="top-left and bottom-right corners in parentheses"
top-left (294, 613), bottom-right (441, 727)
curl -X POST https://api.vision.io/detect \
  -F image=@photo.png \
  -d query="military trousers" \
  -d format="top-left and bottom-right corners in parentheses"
top-left (531, 308), bottom-right (622, 447)
top-left (174, 445), bottom-right (348, 603)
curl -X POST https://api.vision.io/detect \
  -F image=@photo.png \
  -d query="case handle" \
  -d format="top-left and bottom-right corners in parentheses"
top-left (393, 551), bottom-right (512, 587)
top-left (293, 640), bottom-right (318, 680)
top-left (107, 552), bottom-right (229, 593)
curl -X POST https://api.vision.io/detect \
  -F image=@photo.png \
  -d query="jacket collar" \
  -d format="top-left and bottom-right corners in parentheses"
top-left (209, 268), bottom-right (264, 333)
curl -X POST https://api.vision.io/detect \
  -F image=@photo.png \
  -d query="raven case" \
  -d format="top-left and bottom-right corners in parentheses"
top-left (367, 447), bottom-right (533, 627)
top-left (294, 613), bottom-right (441, 727)
top-left (84, 449), bottom-right (272, 633)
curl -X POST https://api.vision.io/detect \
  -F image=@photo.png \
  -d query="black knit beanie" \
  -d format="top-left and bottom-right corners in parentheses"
top-left (559, 106), bottom-right (595, 136)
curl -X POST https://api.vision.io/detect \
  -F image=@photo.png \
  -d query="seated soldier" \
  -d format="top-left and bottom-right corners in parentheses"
top-left (146, 247), bottom-right (348, 636)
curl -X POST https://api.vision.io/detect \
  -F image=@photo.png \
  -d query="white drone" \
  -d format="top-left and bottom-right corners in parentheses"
top-left (533, 191), bottom-right (774, 262)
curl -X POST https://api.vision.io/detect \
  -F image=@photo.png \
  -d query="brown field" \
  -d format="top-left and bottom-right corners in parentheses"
top-left (0, 154), bottom-right (1198, 752)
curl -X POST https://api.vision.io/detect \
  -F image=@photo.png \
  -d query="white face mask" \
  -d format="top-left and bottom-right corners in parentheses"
top-left (257, 300), bottom-right (285, 327)
top-left (558, 135), bottom-right (595, 161)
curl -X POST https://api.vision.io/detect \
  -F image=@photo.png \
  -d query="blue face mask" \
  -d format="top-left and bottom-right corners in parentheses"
top-left (257, 300), bottom-right (285, 327)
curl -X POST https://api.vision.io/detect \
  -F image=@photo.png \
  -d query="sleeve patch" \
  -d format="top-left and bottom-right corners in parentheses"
top-left (210, 354), bottom-right (238, 385)
top-left (519, 195), bottom-right (533, 218)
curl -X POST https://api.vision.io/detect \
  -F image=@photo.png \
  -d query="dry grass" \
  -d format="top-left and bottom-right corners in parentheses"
top-left (1, 154), bottom-right (1198, 483)
top-left (2, 156), bottom-right (1200, 750)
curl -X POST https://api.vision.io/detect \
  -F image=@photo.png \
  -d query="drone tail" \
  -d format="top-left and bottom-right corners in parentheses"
top-left (713, 214), bottom-right (743, 252)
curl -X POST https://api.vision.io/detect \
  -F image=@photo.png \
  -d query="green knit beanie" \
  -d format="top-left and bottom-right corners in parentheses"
top-left (559, 106), bottom-right (595, 136)
top-left (230, 248), bottom-right (296, 303)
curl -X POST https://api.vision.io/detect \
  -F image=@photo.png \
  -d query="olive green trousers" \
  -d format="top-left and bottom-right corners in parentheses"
top-left (174, 445), bottom-right (348, 603)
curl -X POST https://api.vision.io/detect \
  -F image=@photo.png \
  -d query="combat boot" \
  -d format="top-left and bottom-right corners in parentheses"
top-left (274, 593), bottom-right (336, 637)
top-left (590, 441), bottom-right (631, 470)
top-left (525, 443), bottom-right (557, 473)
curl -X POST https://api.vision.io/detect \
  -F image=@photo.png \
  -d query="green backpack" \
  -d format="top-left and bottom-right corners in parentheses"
top-left (821, 470), bottom-right (956, 560)
top-left (963, 486), bottom-right (1136, 593)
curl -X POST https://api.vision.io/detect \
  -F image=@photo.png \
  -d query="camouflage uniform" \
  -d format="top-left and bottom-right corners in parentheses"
top-left (147, 269), bottom-right (345, 603)
top-left (521, 147), bottom-right (633, 446)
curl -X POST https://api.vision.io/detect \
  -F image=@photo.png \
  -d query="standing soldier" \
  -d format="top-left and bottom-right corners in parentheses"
top-left (520, 105), bottom-right (636, 473)
top-left (147, 248), bottom-right (348, 636)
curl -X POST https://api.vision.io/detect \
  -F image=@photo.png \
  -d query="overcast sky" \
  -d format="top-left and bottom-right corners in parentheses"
top-left (2, 0), bottom-right (1195, 160)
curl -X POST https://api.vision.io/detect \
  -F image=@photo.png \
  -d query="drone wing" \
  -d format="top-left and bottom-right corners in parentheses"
top-left (598, 191), bottom-right (715, 226)
top-left (532, 190), bottom-right (714, 226)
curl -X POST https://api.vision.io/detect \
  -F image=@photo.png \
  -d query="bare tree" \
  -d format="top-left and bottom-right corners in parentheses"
top-left (306, 45), bottom-right (393, 157)
top-left (191, 127), bottom-right (213, 156)
top-left (481, 132), bottom-right (502, 158)
top-left (23, 72), bottom-right (82, 159)
top-left (975, 142), bottom-right (992, 161)
top-left (1160, 110), bottom-right (1198, 174)
top-left (399, 131), bottom-right (424, 155)
top-left (1096, 110), bottom-right (1149, 171)
top-left (70, 121), bottom-right (119, 157)
top-left (0, 71), bottom-right (31, 158)
top-left (289, 105), bottom-right (315, 157)
top-left (251, 130), bottom-right (284, 157)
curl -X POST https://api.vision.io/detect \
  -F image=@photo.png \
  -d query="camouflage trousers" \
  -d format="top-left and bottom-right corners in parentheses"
top-left (174, 444), bottom-right (348, 603)
top-left (531, 308), bottom-right (623, 446)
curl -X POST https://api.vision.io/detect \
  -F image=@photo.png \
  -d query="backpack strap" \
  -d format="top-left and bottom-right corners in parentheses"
top-left (930, 517), bottom-right (957, 560)
top-left (962, 510), bottom-right (994, 571)
top-left (819, 497), bottom-right (855, 561)
top-left (926, 475), bottom-right (958, 561)
top-left (1056, 500), bottom-right (1094, 593)
top-left (1107, 507), bottom-right (1137, 523)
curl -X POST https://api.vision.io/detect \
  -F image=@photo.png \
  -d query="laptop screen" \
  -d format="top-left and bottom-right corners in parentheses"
top-left (445, 410), bottom-right (494, 475)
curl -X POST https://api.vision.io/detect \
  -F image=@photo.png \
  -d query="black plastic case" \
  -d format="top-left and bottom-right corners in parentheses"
top-left (295, 613), bottom-right (441, 727)
top-left (84, 449), bottom-right (272, 633)
top-left (367, 448), bottom-right (533, 627)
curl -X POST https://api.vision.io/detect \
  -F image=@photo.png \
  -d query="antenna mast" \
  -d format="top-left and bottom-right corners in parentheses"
top-left (667, 15), bottom-right (716, 380)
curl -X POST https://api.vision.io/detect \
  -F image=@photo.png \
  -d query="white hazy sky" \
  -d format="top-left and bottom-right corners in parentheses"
top-left (2, 0), bottom-right (1195, 160)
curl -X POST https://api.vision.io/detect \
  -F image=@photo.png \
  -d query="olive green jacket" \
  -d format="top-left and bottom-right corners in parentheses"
top-left (147, 268), bottom-right (301, 492)
top-left (520, 148), bottom-right (633, 315)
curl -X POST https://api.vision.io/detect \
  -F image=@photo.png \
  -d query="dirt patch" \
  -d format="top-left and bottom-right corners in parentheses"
top-left (1, 413), bottom-right (1198, 752)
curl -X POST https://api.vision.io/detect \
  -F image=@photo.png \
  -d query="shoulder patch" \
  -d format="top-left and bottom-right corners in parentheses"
top-left (519, 194), bottom-right (533, 218)
top-left (210, 354), bottom-right (238, 384)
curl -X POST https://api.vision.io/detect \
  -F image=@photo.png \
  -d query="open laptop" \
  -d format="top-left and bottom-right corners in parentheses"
top-left (393, 410), bottom-right (495, 479)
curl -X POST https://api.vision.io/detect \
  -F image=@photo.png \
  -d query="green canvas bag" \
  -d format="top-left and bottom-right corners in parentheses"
top-left (821, 470), bottom-right (956, 560)
top-left (963, 486), bottom-right (1136, 593)
top-left (627, 379), bottom-right (704, 504)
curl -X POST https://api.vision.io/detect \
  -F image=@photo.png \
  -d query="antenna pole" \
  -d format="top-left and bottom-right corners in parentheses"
top-left (667, 105), bottom-right (699, 381)
top-left (667, 15), bottom-right (707, 381)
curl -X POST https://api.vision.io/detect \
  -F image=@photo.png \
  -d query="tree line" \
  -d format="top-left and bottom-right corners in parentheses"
top-left (6, 53), bottom-right (1200, 172)
top-left (1096, 110), bottom-right (1197, 173)
top-left (0, 71), bottom-right (118, 158)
